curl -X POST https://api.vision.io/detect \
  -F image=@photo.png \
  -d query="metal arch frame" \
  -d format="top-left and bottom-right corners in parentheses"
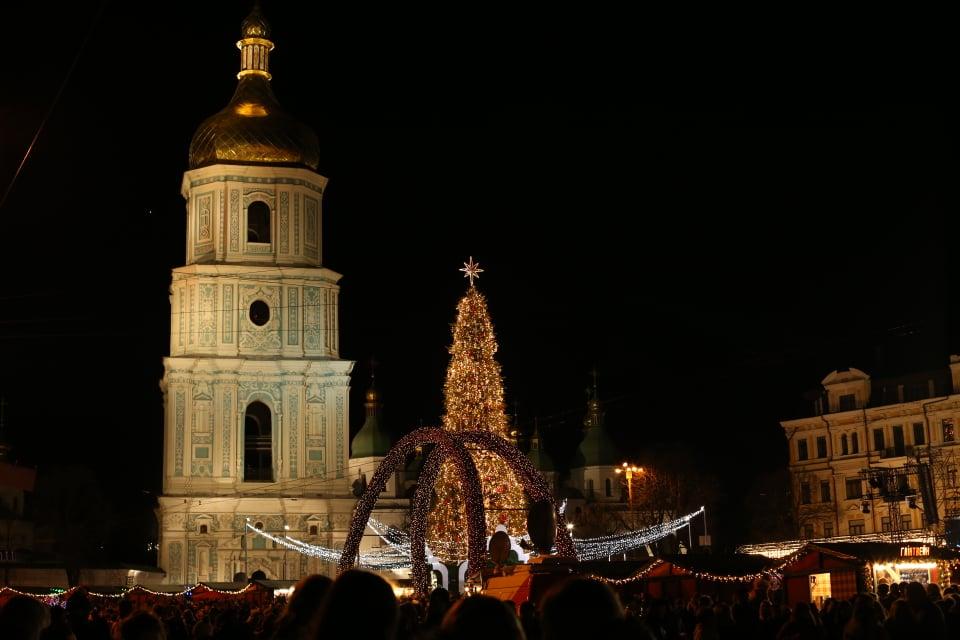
top-left (337, 428), bottom-right (486, 590)
top-left (339, 427), bottom-right (577, 597)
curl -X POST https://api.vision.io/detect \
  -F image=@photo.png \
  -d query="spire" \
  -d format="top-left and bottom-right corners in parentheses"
top-left (583, 366), bottom-right (603, 430)
top-left (237, 1), bottom-right (274, 80)
top-left (364, 358), bottom-right (379, 419)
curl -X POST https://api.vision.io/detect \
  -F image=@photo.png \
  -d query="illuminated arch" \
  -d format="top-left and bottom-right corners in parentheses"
top-left (407, 430), bottom-right (576, 593)
top-left (457, 430), bottom-right (574, 557)
top-left (337, 428), bottom-right (486, 583)
top-left (340, 428), bottom-right (577, 596)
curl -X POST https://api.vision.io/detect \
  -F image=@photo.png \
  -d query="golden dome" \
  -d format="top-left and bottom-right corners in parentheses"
top-left (188, 6), bottom-right (319, 171)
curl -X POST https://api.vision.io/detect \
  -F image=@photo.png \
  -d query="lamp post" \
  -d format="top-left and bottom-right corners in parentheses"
top-left (244, 517), bottom-right (250, 580)
top-left (614, 462), bottom-right (644, 506)
top-left (283, 524), bottom-right (290, 580)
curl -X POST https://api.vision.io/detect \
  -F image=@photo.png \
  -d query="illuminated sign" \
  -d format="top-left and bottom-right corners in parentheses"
top-left (899, 545), bottom-right (930, 557)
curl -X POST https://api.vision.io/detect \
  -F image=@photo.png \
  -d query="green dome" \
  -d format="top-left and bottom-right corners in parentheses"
top-left (351, 413), bottom-right (391, 458)
top-left (351, 383), bottom-right (391, 458)
top-left (527, 445), bottom-right (556, 473)
top-left (572, 425), bottom-right (618, 469)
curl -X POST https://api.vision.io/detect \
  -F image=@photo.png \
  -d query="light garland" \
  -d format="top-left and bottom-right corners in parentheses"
top-left (574, 507), bottom-right (706, 561)
top-left (738, 530), bottom-right (938, 559)
top-left (586, 559), bottom-right (665, 585)
top-left (365, 507), bottom-right (708, 562)
top-left (587, 558), bottom-right (766, 586)
top-left (243, 523), bottom-right (411, 570)
top-left (0, 583), bottom-right (256, 604)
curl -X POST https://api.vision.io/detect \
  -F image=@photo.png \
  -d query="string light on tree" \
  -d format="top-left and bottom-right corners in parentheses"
top-left (426, 259), bottom-right (527, 561)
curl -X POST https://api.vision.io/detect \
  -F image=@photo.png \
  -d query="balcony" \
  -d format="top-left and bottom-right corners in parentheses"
top-left (880, 445), bottom-right (914, 459)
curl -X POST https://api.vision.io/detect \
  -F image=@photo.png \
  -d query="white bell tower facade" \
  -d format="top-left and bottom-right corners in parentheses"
top-left (158, 5), bottom-right (355, 585)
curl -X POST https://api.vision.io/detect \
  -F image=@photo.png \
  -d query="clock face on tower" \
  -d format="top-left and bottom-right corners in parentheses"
top-left (249, 300), bottom-right (270, 326)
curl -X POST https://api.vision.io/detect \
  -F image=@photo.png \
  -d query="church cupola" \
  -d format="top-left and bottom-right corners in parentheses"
top-left (351, 372), bottom-right (392, 459)
top-left (526, 418), bottom-right (555, 473)
top-left (188, 3), bottom-right (319, 171)
top-left (573, 369), bottom-right (617, 469)
top-left (178, 3), bottom-right (331, 268)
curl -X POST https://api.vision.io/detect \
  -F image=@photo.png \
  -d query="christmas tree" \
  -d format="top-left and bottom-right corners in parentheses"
top-left (426, 259), bottom-right (527, 561)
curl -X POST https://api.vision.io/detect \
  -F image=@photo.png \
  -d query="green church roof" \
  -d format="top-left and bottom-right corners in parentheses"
top-left (527, 445), bottom-right (556, 472)
top-left (572, 369), bottom-right (617, 468)
top-left (351, 383), bottom-right (392, 458)
top-left (572, 425), bottom-right (618, 469)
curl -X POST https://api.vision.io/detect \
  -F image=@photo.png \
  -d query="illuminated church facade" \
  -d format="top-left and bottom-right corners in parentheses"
top-left (158, 6), bottom-right (402, 584)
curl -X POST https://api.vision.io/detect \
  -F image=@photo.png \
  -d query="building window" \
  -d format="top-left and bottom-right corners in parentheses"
top-left (244, 401), bottom-right (273, 482)
top-left (797, 439), bottom-right (808, 461)
top-left (823, 522), bottom-right (833, 538)
top-left (841, 434), bottom-right (849, 456)
top-left (943, 419), bottom-right (955, 442)
top-left (851, 433), bottom-right (859, 454)
top-left (896, 474), bottom-right (910, 496)
top-left (249, 300), bottom-right (270, 326)
top-left (820, 480), bottom-right (831, 502)
top-left (309, 525), bottom-right (318, 536)
top-left (948, 466), bottom-right (957, 488)
top-left (199, 524), bottom-right (208, 534)
top-left (604, 478), bottom-right (612, 498)
top-left (839, 393), bottom-right (857, 411)
top-left (873, 428), bottom-right (885, 452)
top-left (849, 520), bottom-right (865, 535)
top-left (901, 514), bottom-right (912, 531)
top-left (803, 524), bottom-right (814, 539)
top-left (587, 479), bottom-right (594, 498)
top-left (846, 478), bottom-right (863, 500)
top-left (247, 201), bottom-right (271, 243)
top-left (816, 436), bottom-right (827, 459)
top-left (881, 516), bottom-right (892, 532)
top-left (800, 482), bottom-right (811, 505)
top-left (255, 521), bottom-right (264, 530)
top-left (891, 425), bottom-right (905, 456)
top-left (913, 422), bottom-right (925, 446)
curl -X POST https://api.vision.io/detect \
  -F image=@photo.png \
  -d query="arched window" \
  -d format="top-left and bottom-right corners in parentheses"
top-left (247, 201), bottom-right (271, 243)
top-left (199, 524), bottom-right (208, 534)
top-left (244, 401), bottom-right (273, 482)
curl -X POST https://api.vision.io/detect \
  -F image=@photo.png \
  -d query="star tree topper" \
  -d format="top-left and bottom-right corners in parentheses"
top-left (459, 256), bottom-right (484, 287)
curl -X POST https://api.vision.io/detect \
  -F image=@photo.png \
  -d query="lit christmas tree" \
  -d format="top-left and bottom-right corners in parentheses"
top-left (426, 258), bottom-right (527, 561)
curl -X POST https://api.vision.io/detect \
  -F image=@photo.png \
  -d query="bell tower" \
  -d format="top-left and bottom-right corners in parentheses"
top-left (158, 4), bottom-right (355, 585)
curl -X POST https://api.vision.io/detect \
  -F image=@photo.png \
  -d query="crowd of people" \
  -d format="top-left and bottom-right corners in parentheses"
top-left (1, 570), bottom-right (959, 640)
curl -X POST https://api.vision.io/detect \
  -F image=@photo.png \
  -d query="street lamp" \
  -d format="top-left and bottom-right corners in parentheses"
top-left (244, 517), bottom-right (250, 579)
top-left (614, 462), bottom-right (644, 506)
top-left (283, 525), bottom-right (290, 580)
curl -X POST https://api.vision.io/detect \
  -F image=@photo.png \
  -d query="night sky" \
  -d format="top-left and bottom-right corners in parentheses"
top-left (1, 2), bottom-right (955, 548)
